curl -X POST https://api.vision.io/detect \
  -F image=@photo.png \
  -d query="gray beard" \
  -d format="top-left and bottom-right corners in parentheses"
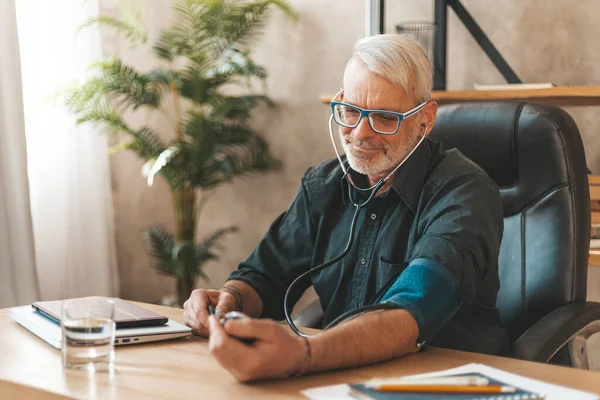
top-left (340, 134), bottom-right (419, 176)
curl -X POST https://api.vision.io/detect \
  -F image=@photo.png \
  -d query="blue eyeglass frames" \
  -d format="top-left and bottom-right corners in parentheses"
top-left (330, 101), bottom-right (427, 135)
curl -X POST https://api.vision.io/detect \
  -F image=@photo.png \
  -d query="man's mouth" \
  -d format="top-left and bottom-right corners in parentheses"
top-left (353, 146), bottom-right (380, 152)
top-left (346, 141), bottom-right (385, 153)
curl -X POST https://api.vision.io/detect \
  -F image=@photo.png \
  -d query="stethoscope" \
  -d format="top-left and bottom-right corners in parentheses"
top-left (283, 97), bottom-right (429, 338)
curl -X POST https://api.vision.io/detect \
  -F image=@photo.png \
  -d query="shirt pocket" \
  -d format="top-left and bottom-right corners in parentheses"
top-left (370, 257), bottom-right (408, 304)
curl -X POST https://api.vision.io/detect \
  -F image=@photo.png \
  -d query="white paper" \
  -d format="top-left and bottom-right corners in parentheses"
top-left (301, 383), bottom-right (353, 400)
top-left (301, 363), bottom-right (599, 400)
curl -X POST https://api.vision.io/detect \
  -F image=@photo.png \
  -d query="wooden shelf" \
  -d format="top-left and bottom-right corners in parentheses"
top-left (320, 85), bottom-right (600, 107)
top-left (590, 250), bottom-right (600, 266)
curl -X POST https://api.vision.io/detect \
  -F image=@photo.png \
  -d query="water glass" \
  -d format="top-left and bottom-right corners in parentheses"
top-left (61, 298), bottom-right (116, 371)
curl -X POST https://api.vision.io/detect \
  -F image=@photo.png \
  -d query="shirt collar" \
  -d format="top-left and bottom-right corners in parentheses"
top-left (389, 138), bottom-right (433, 213)
top-left (342, 138), bottom-right (433, 212)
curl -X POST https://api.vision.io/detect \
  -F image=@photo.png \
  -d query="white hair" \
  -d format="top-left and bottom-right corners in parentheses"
top-left (347, 34), bottom-right (433, 103)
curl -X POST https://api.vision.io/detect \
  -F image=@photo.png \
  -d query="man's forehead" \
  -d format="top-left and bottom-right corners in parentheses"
top-left (342, 60), bottom-right (414, 109)
top-left (342, 85), bottom-right (413, 111)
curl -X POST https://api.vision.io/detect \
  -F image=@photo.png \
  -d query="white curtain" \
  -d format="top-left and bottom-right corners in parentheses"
top-left (0, 0), bottom-right (40, 308)
top-left (16, 0), bottom-right (119, 300)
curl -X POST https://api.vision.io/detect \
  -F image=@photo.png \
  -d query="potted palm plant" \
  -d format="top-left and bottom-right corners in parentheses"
top-left (60, 0), bottom-right (297, 306)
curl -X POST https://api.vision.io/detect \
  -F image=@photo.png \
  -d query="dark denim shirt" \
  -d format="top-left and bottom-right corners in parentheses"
top-left (228, 138), bottom-right (510, 355)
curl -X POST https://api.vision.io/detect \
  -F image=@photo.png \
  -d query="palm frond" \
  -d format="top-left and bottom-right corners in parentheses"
top-left (203, 49), bottom-right (268, 91)
top-left (124, 127), bottom-right (167, 160)
top-left (75, 101), bottom-right (131, 134)
top-left (58, 78), bottom-right (105, 114)
top-left (197, 226), bottom-right (238, 257)
top-left (142, 145), bottom-right (180, 186)
top-left (90, 59), bottom-right (163, 110)
top-left (79, 0), bottom-right (148, 45)
top-left (153, 0), bottom-right (296, 63)
top-left (215, 0), bottom-right (298, 55)
top-left (172, 240), bottom-right (198, 278)
top-left (57, 77), bottom-right (137, 136)
top-left (147, 69), bottom-right (181, 94)
top-left (144, 227), bottom-right (176, 275)
top-left (208, 94), bottom-right (274, 122)
top-left (178, 65), bottom-right (209, 102)
top-left (195, 136), bottom-right (281, 188)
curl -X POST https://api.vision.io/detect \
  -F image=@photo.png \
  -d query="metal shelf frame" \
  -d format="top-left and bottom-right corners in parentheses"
top-left (365, 0), bottom-right (522, 90)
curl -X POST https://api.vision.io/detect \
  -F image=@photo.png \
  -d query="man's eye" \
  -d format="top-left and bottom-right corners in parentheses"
top-left (343, 108), bottom-right (360, 116)
top-left (376, 114), bottom-right (397, 122)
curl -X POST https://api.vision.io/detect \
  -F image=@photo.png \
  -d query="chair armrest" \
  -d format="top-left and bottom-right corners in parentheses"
top-left (511, 302), bottom-right (600, 366)
top-left (291, 298), bottom-right (324, 329)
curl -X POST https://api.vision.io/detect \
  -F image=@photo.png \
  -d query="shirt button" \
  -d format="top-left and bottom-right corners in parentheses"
top-left (370, 213), bottom-right (376, 220)
top-left (360, 258), bottom-right (367, 265)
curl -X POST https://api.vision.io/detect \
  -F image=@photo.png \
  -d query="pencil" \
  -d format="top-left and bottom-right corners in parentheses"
top-left (366, 376), bottom-right (489, 387)
top-left (372, 384), bottom-right (516, 393)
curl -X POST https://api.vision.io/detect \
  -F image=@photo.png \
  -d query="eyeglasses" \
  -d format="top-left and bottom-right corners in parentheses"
top-left (330, 101), bottom-right (427, 135)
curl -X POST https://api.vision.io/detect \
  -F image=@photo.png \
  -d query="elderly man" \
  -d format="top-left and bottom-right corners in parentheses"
top-left (184, 34), bottom-right (509, 381)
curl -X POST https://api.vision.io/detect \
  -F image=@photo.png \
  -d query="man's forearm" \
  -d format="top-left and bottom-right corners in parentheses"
top-left (222, 280), bottom-right (263, 318)
top-left (306, 309), bottom-right (419, 373)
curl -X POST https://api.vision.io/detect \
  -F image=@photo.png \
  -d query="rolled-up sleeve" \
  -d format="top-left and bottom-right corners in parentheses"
top-left (227, 173), bottom-right (315, 320)
top-left (380, 170), bottom-right (503, 344)
top-left (411, 171), bottom-right (504, 306)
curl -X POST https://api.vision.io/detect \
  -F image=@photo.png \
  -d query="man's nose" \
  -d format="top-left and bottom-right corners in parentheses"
top-left (352, 116), bottom-right (377, 141)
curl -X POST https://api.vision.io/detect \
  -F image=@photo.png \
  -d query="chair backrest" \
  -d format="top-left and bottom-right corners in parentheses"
top-left (429, 101), bottom-right (590, 343)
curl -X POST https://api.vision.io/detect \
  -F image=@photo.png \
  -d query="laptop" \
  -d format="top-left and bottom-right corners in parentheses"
top-left (32, 297), bottom-right (168, 328)
top-left (10, 305), bottom-right (192, 349)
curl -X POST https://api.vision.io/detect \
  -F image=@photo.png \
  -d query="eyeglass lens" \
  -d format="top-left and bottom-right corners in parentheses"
top-left (333, 104), bottom-right (400, 134)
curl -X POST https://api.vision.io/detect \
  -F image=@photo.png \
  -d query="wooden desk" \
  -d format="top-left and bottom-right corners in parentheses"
top-left (2, 303), bottom-right (600, 399)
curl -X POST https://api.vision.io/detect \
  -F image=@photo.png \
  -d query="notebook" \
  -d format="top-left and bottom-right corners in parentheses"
top-left (32, 297), bottom-right (168, 328)
top-left (348, 373), bottom-right (542, 399)
top-left (302, 363), bottom-right (599, 400)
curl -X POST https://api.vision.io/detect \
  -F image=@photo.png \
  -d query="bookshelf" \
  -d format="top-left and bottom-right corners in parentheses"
top-left (319, 86), bottom-right (600, 107)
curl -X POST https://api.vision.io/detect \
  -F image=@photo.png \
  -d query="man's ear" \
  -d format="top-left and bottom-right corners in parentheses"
top-left (422, 101), bottom-right (438, 137)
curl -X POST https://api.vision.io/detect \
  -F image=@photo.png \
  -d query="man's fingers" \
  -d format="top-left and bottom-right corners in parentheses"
top-left (188, 289), bottom-right (207, 315)
top-left (183, 289), bottom-right (215, 336)
top-left (208, 316), bottom-right (258, 381)
top-left (183, 309), bottom-right (209, 336)
top-left (223, 317), bottom-right (277, 341)
top-left (215, 291), bottom-right (237, 316)
top-left (208, 316), bottom-right (245, 356)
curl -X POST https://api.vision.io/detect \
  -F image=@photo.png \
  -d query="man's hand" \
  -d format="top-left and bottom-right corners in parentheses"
top-left (183, 289), bottom-right (237, 337)
top-left (208, 315), bottom-right (307, 382)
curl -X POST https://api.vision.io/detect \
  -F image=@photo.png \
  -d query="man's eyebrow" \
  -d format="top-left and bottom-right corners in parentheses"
top-left (342, 100), bottom-right (405, 113)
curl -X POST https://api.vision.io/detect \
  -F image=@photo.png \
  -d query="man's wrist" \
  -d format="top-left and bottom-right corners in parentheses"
top-left (291, 336), bottom-right (312, 377)
top-left (220, 285), bottom-right (243, 312)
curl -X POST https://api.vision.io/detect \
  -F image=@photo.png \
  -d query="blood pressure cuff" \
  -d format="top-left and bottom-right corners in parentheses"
top-left (380, 257), bottom-right (461, 344)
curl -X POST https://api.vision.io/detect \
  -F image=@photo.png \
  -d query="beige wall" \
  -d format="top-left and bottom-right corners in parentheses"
top-left (98, 0), bottom-right (600, 303)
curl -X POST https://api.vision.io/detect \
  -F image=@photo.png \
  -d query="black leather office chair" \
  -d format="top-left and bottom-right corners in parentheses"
top-left (428, 101), bottom-right (600, 367)
top-left (294, 101), bottom-right (600, 368)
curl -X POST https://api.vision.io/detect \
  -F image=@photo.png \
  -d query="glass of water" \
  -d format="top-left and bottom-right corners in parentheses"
top-left (61, 298), bottom-right (116, 371)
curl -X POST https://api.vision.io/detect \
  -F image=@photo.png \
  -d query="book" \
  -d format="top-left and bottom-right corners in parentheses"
top-left (473, 83), bottom-right (555, 91)
top-left (301, 363), bottom-right (599, 400)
